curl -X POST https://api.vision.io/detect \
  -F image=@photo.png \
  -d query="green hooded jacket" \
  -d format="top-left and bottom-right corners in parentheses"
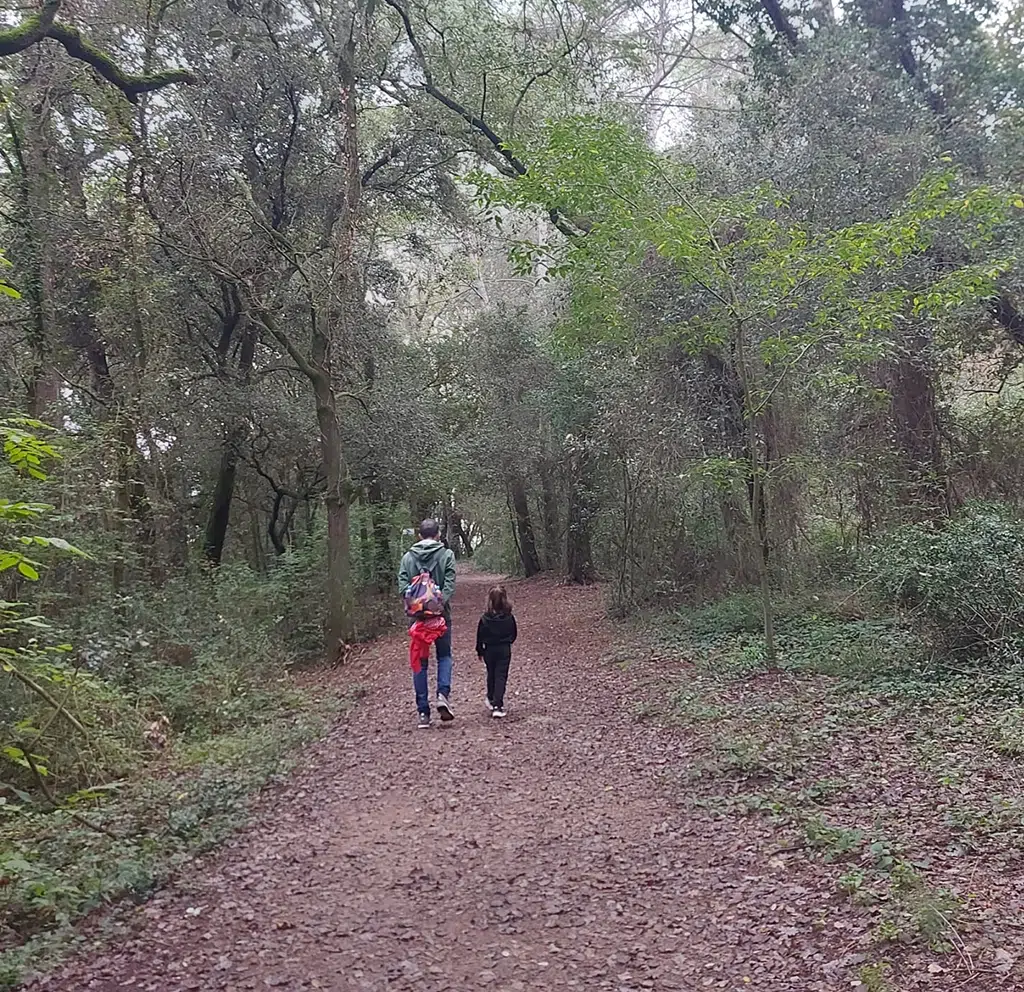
top-left (398, 539), bottom-right (456, 616)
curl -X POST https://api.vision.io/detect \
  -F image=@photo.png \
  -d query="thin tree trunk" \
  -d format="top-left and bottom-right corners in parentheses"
top-left (566, 452), bottom-right (596, 585)
top-left (457, 517), bottom-right (475, 558)
top-left (249, 507), bottom-right (267, 574)
top-left (705, 349), bottom-right (760, 584)
top-left (540, 459), bottom-right (560, 570)
top-left (509, 475), bottom-right (542, 576)
top-left (268, 490), bottom-right (288, 555)
top-left (449, 509), bottom-right (473, 559)
top-left (734, 319), bottom-right (778, 671)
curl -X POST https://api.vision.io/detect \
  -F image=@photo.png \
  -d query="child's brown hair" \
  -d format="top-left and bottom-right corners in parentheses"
top-left (487, 585), bottom-right (512, 614)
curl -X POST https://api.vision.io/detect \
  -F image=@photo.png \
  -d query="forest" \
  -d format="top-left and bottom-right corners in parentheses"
top-left (3, 0), bottom-right (1024, 987)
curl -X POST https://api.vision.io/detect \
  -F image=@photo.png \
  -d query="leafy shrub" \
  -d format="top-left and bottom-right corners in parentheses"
top-left (774, 616), bottom-right (923, 677)
top-left (680, 592), bottom-right (765, 641)
top-left (0, 686), bottom-right (348, 988)
top-left (868, 502), bottom-right (1024, 661)
top-left (669, 593), bottom-right (920, 677)
top-left (807, 521), bottom-right (860, 582)
top-left (993, 707), bottom-right (1024, 756)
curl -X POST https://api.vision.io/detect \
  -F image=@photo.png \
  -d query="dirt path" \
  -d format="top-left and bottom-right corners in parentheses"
top-left (30, 573), bottom-right (867, 992)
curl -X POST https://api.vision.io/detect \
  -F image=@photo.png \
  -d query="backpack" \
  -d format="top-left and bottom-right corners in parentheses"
top-left (403, 570), bottom-right (444, 618)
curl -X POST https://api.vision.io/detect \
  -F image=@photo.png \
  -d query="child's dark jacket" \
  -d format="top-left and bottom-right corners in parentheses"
top-left (475, 611), bottom-right (517, 660)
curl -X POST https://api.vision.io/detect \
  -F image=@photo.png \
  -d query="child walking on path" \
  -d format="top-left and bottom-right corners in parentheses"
top-left (476, 585), bottom-right (518, 719)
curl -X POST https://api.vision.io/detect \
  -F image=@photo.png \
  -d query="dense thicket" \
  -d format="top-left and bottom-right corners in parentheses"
top-left (3, 0), bottom-right (1024, 979)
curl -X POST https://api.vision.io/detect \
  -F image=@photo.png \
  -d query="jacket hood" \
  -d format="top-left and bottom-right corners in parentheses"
top-left (483, 611), bottom-right (516, 634)
top-left (409, 539), bottom-right (446, 570)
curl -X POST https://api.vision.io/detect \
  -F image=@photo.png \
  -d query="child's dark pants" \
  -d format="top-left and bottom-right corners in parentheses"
top-left (485, 653), bottom-right (511, 709)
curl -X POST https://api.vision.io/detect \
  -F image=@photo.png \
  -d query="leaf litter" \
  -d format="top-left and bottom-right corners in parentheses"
top-left (21, 573), bottom-right (1022, 991)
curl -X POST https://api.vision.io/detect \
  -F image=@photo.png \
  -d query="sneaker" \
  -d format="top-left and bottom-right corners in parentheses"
top-left (486, 697), bottom-right (494, 711)
top-left (491, 708), bottom-right (507, 719)
top-left (436, 694), bottom-right (455, 722)
top-left (417, 712), bottom-right (431, 729)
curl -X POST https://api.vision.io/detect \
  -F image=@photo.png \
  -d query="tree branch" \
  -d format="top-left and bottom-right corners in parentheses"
top-left (759, 0), bottom-right (799, 48)
top-left (380, 0), bottom-right (583, 239)
top-left (0, 0), bottom-right (60, 55)
top-left (24, 749), bottom-right (121, 840)
top-left (48, 22), bottom-right (197, 102)
top-left (362, 142), bottom-right (400, 187)
top-left (0, 1), bottom-right (196, 104)
top-left (4, 662), bottom-right (89, 736)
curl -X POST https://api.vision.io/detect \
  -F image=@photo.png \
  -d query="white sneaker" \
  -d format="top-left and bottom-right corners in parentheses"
top-left (437, 693), bottom-right (454, 722)
top-left (486, 697), bottom-right (494, 710)
top-left (491, 708), bottom-right (506, 719)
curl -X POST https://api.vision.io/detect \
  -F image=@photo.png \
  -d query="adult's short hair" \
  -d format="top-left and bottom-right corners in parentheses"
top-left (420, 518), bottom-right (440, 539)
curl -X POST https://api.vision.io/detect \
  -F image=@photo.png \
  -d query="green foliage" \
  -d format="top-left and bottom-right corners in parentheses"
top-left (992, 707), bottom-right (1024, 755)
top-left (803, 815), bottom-right (865, 859)
top-left (0, 687), bottom-right (347, 988)
top-left (73, 554), bottom-right (328, 735)
top-left (0, 420), bottom-right (99, 798)
top-left (669, 594), bottom-right (922, 677)
top-left (480, 113), bottom-right (1020, 671)
top-left (868, 502), bottom-right (1024, 660)
top-left (858, 961), bottom-right (895, 992)
top-left (480, 116), bottom-right (1018, 361)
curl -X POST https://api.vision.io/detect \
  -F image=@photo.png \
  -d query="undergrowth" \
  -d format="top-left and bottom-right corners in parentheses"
top-left (0, 679), bottom-right (354, 989)
top-left (633, 583), bottom-right (1024, 984)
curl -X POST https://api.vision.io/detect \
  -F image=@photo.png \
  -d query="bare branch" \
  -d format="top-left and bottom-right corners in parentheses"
top-left (380, 0), bottom-right (584, 239)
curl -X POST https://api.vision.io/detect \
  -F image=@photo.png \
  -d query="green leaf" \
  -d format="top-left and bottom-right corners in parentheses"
top-left (17, 561), bottom-right (40, 581)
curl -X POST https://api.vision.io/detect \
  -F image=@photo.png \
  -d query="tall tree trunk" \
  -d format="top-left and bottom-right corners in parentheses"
top-left (540, 459), bottom-right (561, 570)
top-left (203, 315), bottom-right (257, 564)
top-left (204, 426), bottom-right (245, 564)
top-left (370, 496), bottom-right (393, 591)
top-left (317, 21), bottom-right (361, 655)
top-left (566, 452), bottom-right (596, 584)
top-left (509, 475), bottom-right (542, 577)
top-left (6, 71), bottom-right (58, 416)
top-left (316, 367), bottom-right (353, 653)
top-left (889, 330), bottom-right (946, 519)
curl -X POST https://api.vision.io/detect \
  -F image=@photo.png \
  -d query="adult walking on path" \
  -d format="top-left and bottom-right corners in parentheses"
top-left (398, 519), bottom-right (456, 728)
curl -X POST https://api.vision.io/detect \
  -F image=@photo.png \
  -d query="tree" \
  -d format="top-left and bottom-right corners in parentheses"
top-left (482, 116), bottom-right (1019, 665)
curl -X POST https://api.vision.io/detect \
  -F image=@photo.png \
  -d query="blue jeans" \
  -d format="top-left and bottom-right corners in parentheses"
top-left (414, 625), bottom-right (452, 715)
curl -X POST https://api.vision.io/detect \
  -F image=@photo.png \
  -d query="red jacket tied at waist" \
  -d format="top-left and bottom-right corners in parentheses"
top-left (409, 616), bottom-right (447, 673)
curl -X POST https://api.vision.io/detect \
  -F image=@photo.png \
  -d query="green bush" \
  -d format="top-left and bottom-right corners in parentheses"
top-left (868, 502), bottom-right (1024, 661)
top-left (664, 591), bottom-right (922, 677)
top-left (680, 592), bottom-right (765, 641)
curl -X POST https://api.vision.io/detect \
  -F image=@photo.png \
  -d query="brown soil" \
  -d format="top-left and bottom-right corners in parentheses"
top-left (23, 572), bottom-right (992, 992)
